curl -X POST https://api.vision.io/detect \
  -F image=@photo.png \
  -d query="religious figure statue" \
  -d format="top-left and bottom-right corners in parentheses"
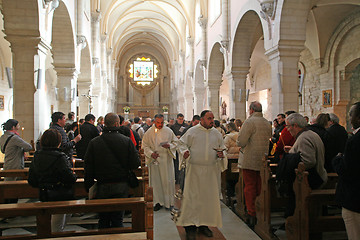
top-left (221, 101), bottom-right (227, 116)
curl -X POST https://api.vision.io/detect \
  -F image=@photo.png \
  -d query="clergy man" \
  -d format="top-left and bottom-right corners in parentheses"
top-left (177, 110), bottom-right (227, 240)
top-left (142, 114), bottom-right (178, 211)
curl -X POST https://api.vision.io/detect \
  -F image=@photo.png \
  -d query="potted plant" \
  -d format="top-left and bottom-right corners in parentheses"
top-left (123, 106), bottom-right (130, 113)
top-left (162, 106), bottom-right (168, 113)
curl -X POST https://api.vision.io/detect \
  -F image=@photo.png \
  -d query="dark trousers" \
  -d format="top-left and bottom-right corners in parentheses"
top-left (96, 182), bottom-right (129, 228)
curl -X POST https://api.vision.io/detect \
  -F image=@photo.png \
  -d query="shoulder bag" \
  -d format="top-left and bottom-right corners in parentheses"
top-left (100, 136), bottom-right (139, 188)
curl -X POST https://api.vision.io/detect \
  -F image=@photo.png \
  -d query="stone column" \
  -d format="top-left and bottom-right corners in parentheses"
top-left (225, 68), bottom-right (247, 120)
top-left (266, 42), bottom-right (304, 118)
top-left (78, 83), bottom-right (91, 117)
top-left (187, 37), bottom-right (194, 74)
top-left (91, 12), bottom-right (101, 67)
top-left (5, 35), bottom-right (46, 142)
top-left (77, 0), bottom-right (87, 50)
top-left (100, 34), bottom-right (108, 81)
top-left (184, 91), bottom-right (194, 119)
top-left (207, 83), bottom-right (221, 119)
top-left (194, 87), bottom-right (205, 115)
top-left (55, 67), bottom-right (79, 115)
top-left (198, 17), bottom-right (208, 61)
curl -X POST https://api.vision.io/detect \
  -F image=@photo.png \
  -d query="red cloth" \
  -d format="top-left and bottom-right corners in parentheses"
top-left (129, 130), bottom-right (137, 147)
top-left (243, 169), bottom-right (261, 217)
top-left (275, 127), bottom-right (295, 156)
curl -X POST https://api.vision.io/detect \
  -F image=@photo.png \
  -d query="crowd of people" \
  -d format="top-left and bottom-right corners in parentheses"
top-left (0, 102), bottom-right (359, 239)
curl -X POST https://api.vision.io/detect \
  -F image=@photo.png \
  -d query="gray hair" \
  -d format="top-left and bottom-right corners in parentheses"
top-left (249, 101), bottom-right (262, 112)
top-left (328, 113), bottom-right (339, 124)
top-left (286, 113), bottom-right (307, 128)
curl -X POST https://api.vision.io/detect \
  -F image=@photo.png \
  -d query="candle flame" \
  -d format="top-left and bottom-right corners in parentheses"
top-left (155, 128), bottom-right (158, 133)
top-left (21, 127), bottom-right (24, 131)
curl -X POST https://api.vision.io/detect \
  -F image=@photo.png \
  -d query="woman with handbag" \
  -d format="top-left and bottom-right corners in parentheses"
top-left (28, 128), bottom-right (76, 232)
top-left (0, 119), bottom-right (33, 179)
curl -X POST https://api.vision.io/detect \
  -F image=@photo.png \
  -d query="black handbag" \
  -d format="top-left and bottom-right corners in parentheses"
top-left (100, 136), bottom-right (139, 188)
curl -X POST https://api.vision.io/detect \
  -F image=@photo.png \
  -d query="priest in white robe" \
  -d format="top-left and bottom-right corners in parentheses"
top-left (142, 114), bottom-right (178, 211)
top-left (176, 110), bottom-right (227, 240)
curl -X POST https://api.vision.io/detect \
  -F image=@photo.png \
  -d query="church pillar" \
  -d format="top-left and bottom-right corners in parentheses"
top-left (198, 17), bottom-right (207, 61)
top-left (54, 67), bottom-right (79, 115)
top-left (266, 42), bottom-right (304, 118)
top-left (187, 37), bottom-right (194, 74)
top-left (194, 88), bottom-right (205, 115)
top-left (76, 0), bottom-right (86, 49)
top-left (91, 12), bottom-right (101, 67)
top-left (184, 91), bottom-right (194, 120)
top-left (226, 68), bottom-right (247, 120)
top-left (78, 82), bottom-right (91, 117)
top-left (5, 35), bottom-right (49, 142)
top-left (207, 83), bottom-right (221, 119)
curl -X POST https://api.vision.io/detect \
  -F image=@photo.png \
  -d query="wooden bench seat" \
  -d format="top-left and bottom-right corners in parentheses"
top-left (286, 162), bottom-right (345, 240)
top-left (0, 166), bottom-right (143, 181)
top-left (0, 179), bottom-right (88, 203)
top-left (41, 232), bottom-right (147, 240)
top-left (0, 187), bottom-right (153, 240)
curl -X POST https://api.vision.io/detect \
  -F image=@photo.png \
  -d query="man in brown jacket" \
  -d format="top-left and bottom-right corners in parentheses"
top-left (237, 101), bottom-right (272, 228)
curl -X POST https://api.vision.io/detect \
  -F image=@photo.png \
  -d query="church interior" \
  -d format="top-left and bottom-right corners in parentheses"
top-left (0, 0), bottom-right (359, 239)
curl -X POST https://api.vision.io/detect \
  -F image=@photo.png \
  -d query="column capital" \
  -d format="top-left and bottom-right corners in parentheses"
top-left (187, 36), bottom-right (194, 45)
top-left (77, 35), bottom-right (87, 49)
top-left (91, 11), bottom-right (101, 23)
top-left (101, 33), bottom-right (108, 43)
top-left (54, 66), bottom-right (79, 78)
top-left (207, 82), bottom-right (221, 90)
top-left (198, 16), bottom-right (208, 28)
top-left (265, 40), bottom-right (305, 60)
top-left (5, 35), bottom-right (51, 54)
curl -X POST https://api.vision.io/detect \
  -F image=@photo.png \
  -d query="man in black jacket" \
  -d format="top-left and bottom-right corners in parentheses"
top-left (75, 114), bottom-right (99, 159)
top-left (84, 113), bottom-right (140, 228)
top-left (170, 113), bottom-right (189, 184)
top-left (50, 112), bottom-right (81, 161)
top-left (332, 102), bottom-right (360, 239)
top-left (327, 113), bottom-right (348, 172)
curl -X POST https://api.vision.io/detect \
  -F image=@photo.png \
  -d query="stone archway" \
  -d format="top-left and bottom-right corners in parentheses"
top-left (52, 1), bottom-right (77, 115)
top-left (230, 10), bottom-right (263, 120)
top-left (207, 42), bottom-right (224, 119)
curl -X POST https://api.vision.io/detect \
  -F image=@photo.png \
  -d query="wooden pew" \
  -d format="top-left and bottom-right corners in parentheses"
top-left (0, 179), bottom-right (88, 203)
top-left (221, 158), bottom-right (239, 208)
top-left (286, 162), bottom-right (345, 240)
top-left (254, 155), bottom-right (287, 240)
top-left (0, 168), bottom-right (85, 180)
top-left (0, 187), bottom-right (154, 240)
top-left (0, 167), bottom-right (144, 181)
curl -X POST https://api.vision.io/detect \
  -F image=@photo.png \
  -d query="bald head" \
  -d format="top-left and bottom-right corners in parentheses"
top-left (104, 113), bottom-right (120, 127)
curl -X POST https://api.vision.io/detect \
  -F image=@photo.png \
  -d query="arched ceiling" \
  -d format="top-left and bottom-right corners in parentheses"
top-left (99, 0), bottom-right (196, 65)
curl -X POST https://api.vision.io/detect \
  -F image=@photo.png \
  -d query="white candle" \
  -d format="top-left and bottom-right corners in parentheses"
top-left (154, 128), bottom-right (158, 150)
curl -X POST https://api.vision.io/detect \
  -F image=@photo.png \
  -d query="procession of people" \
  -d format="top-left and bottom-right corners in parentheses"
top-left (1, 101), bottom-right (359, 240)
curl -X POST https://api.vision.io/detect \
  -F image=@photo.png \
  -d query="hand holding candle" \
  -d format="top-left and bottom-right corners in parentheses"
top-left (279, 132), bottom-right (285, 146)
top-left (77, 116), bottom-right (80, 134)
